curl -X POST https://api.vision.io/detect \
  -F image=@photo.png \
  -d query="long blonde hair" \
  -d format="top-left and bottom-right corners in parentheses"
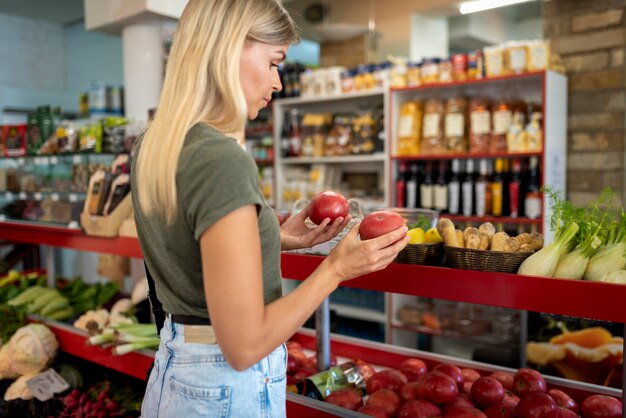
top-left (135, 0), bottom-right (299, 223)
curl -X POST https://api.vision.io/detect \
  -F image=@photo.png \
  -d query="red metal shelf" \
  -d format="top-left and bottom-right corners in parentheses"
top-left (281, 253), bottom-right (626, 324)
top-left (0, 221), bottom-right (143, 258)
top-left (391, 152), bottom-right (542, 161)
top-left (390, 71), bottom-right (545, 92)
top-left (43, 319), bottom-right (154, 381)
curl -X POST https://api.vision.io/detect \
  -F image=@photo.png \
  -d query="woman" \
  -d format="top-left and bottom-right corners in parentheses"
top-left (131, 0), bottom-right (409, 416)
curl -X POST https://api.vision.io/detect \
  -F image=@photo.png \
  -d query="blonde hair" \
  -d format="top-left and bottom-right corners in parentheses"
top-left (135, 0), bottom-right (299, 223)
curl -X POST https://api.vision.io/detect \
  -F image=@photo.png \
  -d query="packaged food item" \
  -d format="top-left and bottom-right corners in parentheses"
top-left (491, 98), bottom-right (512, 153)
top-left (56, 123), bottom-right (79, 154)
top-left (352, 113), bottom-right (376, 154)
top-left (421, 98), bottom-right (445, 154)
top-left (301, 113), bottom-right (329, 157)
top-left (451, 54), bottom-right (468, 82)
top-left (444, 97), bottom-right (468, 153)
top-left (84, 169), bottom-right (112, 216)
top-left (2, 124), bottom-right (27, 157)
top-left (373, 62), bottom-right (391, 89)
top-left (406, 62), bottom-right (421, 87)
top-left (396, 101), bottom-right (422, 156)
top-left (467, 50), bottom-right (484, 80)
top-left (390, 60), bottom-right (408, 88)
top-left (469, 97), bottom-right (491, 154)
top-left (420, 58), bottom-right (440, 84)
top-left (325, 66), bottom-right (345, 96)
top-left (507, 112), bottom-right (527, 152)
top-left (528, 40), bottom-right (551, 72)
top-left (354, 64), bottom-right (375, 91)
top-left (438, 59), bottom-right (453, 83)
top-left (288, 360), bottom-right (372, 400)
top-left (325, 114), bottom-right (353, 157)
top-left (79, 122), bottom-right (103, 153)
top-left (484, 45), bottom-right (505, 78)
top-left (300, 70), bottom-right (314, 97)
top-left (526, 111), bottom-right (543, 152)
top-left (505, 41), bottom-right (529, 74)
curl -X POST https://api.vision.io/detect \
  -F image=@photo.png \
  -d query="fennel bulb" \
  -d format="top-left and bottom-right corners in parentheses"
top-left (518, 222), bottom-right (579, 277)
top-left (583, 242), bottom-right (626, 281)
top-left (553, 236), bottom-right (601, 280)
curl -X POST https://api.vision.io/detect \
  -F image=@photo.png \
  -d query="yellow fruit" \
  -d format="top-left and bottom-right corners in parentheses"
top-left (424, 228), bottom-right (443, 243)
top-left (407, 228), bottom-right (425, 244)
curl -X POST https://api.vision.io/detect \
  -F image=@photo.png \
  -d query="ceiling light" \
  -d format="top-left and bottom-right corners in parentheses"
top-left (460, 0), bottom-right (536, 15)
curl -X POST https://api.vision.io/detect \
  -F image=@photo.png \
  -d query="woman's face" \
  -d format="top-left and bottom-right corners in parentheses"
top-left (239, 41), bottom-right (288, 119)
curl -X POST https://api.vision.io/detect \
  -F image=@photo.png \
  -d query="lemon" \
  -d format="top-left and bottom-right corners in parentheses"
top-left (424, 227), bottom-right (443, 243)
top-left (407, 228), bottom-right (425, 244)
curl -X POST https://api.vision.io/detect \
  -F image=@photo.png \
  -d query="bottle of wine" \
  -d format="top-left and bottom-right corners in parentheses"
top-left (491, 158), bottom-right (504, 217)
top-left (509, 158), bottom-right (523, 218)
top-left (396, 162), bottom-right (407, 207)
top-left (448, 159), bottom-right (461, 215)
top-left (433, 160), bottom-right (449, 213)
top-left (475, 159), bottom-right (489, 217)
top-left (420, 161), bottom-right (434, 210)
top-left (525, 156), bottom-right (541, 219)
top-left (406, 163), bottom-right (420, 209)
top-left (462, 159), bottom-right (475, 216)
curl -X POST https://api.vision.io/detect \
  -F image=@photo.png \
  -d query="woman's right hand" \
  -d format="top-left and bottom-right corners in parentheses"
top-left (322, 221), bottom-right (409, 284)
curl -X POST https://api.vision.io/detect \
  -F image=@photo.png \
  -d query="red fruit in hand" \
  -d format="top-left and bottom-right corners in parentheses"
top-left (581, 395), bottom-right (622, 418)
top-left (367, 389), bottom-right (402, 417)
top-left (513, 368), bottom-right (546, 398)
top-left (360, 210), bottom-right (406, 240)
top-left (308, 191), bottom-right (349, 225)
top-left (400, 358), bottom-right (429, 382)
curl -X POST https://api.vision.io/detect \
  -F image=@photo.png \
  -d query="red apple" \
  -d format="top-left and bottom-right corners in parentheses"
top-left (581, 395), bottom-right (622, 418)
top-left (367, 389), bottom-right (403, 418)
top-left (547, 389), bottom-right (579, 414)
top-left (416, 371), bottom-right (459, 405)
top-left (400, 358), bottom-right (429, 382)
top-left (400, 381), bottom-right (420, 402)
top-left (556, 406), bottom-right (579, 418)
top-left (446, 408), bottom-right (488, 418)
top-left (515, 393), bottom-right (557, 418)
top-left (308, 191), bottom-right (349, 225)
top-left (502, 391), bottom-right (521, 409)
top-left (513, 369), bottom-right (546, 398)
top-left (287, 354), bottom-right (299, 374)
top-left (484, 405), bottom-right (515, 418)
top-left (360, 210), bottom-right (406, 240)
top-left (444, 396), bottom-right (477, 414)
top-left (286, 374), bottom-right (297, 386)
top-left (399, 399), bottom-right (443, 418)
top-left (367, 369), bottom-right (408, 395)
top-left (286, 341), bottom-right (302, 352)
top-left (491, 371), bottom-right (515, 392)
top-left (325, 388), bottom-right (363, 411)
top-left (463, 382), bottom-right (474, 395)
top-left (471, 377), bottom-right (505, 409)
top-left (302, 353), bottom-right (338, 369)
top-left (359, 405), bottom-right (391, 418)
top-left (293, 367), bottom-right (317, 382)
top-left (462, 368), bottom-right (482, 383)
top-left (435, 364), bottom-right (465, 389)
top-left (288, 350), bottom-right (308, 368)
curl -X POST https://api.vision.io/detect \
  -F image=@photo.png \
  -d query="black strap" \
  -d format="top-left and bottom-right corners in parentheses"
top-left (144, 261), bottom-right (166, 336)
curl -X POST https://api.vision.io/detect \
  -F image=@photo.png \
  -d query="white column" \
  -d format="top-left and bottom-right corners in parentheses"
top-left (122, 21), bottom-right (164, 124)
top-left (410, 14), bottom-right (449, 62)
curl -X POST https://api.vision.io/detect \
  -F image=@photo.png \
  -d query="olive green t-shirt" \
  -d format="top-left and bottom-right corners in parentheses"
top-left (130, 123), bottom-right (282, 319)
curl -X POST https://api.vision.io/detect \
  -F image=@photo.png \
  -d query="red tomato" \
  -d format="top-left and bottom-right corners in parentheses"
top-left (307, 191), bottom-right (349, 225)
top-left (360, 210), bottom-right (406, 240)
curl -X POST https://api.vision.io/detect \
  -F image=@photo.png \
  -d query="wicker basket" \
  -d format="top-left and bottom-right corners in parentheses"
top-left (443, 246), bottom-right (532, 273)
top-left (397, 242), bottom-right (444, 266)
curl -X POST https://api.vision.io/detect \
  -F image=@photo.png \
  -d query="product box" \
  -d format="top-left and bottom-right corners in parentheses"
top-left (2, 124), bottom-right (27, 157)
top-left (118, 212), bottom-right (138, 238)
top-left (81, 194), bottom-right (132, 237)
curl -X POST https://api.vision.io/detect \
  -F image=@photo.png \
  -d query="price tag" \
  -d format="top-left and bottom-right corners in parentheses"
top-left (50, 156), bottom-right (58, 165)
top-left (34, 193), bottom-right (42, 201)
top-left (51, 193), bottom-right (59, 202)
top-left (19, 192), bottom-right (27, 200)
top-left (26, 369), bottom-right (70, 401)
top-left (73, 155), bottom-right (82, 164)
top-left (17, 158), bottom-right (25, 165)
top-left (69, 193), bottom-right (78, 203)
top-left (4, 192), bottom-right (13, 200)
top-left (0, 215), bottom-right (5, 221)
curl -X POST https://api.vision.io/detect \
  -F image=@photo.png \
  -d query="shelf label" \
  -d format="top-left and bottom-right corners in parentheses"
top-left (19, 192), bottom-right (27, 200)
top-left (17, 158), bottom-right (25, 165)
top-left (0, 215), bottom-right (5, 221)
top-left (51, 193), bottom-right (59, 202)
top-left (34, 193), bottom-right (42, 201)
top-left (27, 368), bottom-right (70, 402)
top-left (73, 155), bottom-right (82, 164)
top-left (34, 157), bottom-right (41, 165)
top-left (50, 156), bottom-right (58, 165)
top-left (69, 193), bottom-right (78, 203)
top-left (4, 192), bottom-right (13, 200)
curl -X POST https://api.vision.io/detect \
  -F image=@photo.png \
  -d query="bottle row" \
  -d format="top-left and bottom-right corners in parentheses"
top-left (395, 156), bottom-right (541, 220)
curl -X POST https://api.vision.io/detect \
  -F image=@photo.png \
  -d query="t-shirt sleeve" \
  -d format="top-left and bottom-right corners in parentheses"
top-left (178, 140), bottom-right (263, 241)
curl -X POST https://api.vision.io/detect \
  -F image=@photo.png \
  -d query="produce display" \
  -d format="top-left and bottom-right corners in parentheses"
top-left (283, 338), bottom-right (623, 418)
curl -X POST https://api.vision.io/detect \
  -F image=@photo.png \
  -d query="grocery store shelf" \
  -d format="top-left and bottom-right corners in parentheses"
top-left (41, 318), bottom-right (154, 381)
top-left (281, 253), bottom-right (626, 324)
top-left (0, 220), bottom-right (143, 258)
top-left (274, 88), bottom-right (385, 106)
top-left (330, 303), bottom-right (386, 323)
top-left (2, 191), bottom-right (86, 203)
top-left (390, 71), bottom-right (545, 92)
top-left (444, 215), bottom-right (543, 225)
top-left (281, 154), bottom-right (386, 164)
top-left (391, 151), bottom-right (542, 161)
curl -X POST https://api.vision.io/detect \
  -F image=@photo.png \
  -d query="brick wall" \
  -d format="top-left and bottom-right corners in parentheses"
top-left (544, 0), bottom-right (626, 206)
top-left (319, 34), bottom-right (370, 68)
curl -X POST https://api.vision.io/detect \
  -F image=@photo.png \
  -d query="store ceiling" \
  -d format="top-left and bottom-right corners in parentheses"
top-left (0, 0), bottom-right (83, 25)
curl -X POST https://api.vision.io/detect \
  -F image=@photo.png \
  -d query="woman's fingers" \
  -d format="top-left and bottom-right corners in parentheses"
top-left (367, 226), bottom-right (409, 250)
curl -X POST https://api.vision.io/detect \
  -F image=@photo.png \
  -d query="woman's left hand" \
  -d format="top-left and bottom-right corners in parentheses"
top-left (280, 207), bottom-right (351, 251)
